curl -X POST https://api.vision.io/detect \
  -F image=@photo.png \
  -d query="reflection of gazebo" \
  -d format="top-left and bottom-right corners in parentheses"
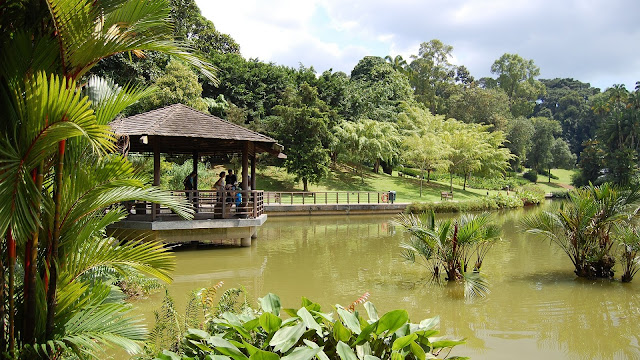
top-left (110, 104), bottom-right (284, 221)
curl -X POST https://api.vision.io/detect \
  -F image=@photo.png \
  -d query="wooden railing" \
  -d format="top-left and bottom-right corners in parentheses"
top-left (264, 191), bottom-right (392, 205)
top-left (124, 190), bottom-right (264, 220)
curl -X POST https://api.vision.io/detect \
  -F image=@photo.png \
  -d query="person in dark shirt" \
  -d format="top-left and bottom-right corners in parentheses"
top-left (225, 169), bottom-right (237, 188)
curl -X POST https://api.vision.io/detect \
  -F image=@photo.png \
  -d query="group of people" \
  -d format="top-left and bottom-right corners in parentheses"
top-left (184, 169), bottom-right (247, 208)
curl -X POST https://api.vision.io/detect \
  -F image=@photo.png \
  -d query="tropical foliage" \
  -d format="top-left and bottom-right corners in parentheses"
top-left (397, 212), bottom-right (501, 297)
top-left (522, 183), bottom-right (640, 281)
top-left (153, 292), bottom-right (466, 360)
top-left (0, 0), bottom-right (211, 357)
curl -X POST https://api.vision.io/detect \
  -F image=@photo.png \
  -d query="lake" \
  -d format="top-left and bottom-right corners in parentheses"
top-left (131, 204), bottom-right (640, 359)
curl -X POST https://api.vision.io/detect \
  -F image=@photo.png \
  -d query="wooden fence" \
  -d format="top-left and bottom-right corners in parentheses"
top-left (264, 191), bottom-right (392, 205)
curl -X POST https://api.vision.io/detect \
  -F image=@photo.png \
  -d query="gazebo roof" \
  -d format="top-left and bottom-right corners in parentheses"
top-left (110, 104), bottom-right (283, 156)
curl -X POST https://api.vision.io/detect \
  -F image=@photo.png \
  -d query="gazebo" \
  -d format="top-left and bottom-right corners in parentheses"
top-left (109, 103), bottom-right (284, 222)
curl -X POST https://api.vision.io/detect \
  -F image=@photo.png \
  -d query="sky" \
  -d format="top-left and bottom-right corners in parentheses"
top-left (196, 0), bottom-right (640, 91)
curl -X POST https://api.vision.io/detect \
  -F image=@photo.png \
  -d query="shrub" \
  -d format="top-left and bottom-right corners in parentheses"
top-left (523, 170), bottom-right (538, 183)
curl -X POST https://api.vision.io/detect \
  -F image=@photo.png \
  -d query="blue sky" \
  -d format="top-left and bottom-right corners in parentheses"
top-left (196, 0), bottom-right (640, 91)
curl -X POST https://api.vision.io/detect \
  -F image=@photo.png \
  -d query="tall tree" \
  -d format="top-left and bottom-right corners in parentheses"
top-left (269, 83), bottom-right (332, 191)
top-left (408, 39), bottom-right (457, 114)
top-left (490, 53), bottom-right (546, 117)
top-left (527, 117), bottom-right (562, 174)
top-left (403, 133), bottom-right (451, 196)
top-left (447, 87), bottom-right (512, 132)
top-left (506, 117), bottom-right (535, 171)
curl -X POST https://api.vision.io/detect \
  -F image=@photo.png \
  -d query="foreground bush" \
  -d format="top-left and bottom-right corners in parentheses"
top-left (153, 292), bottom-right (466, 360)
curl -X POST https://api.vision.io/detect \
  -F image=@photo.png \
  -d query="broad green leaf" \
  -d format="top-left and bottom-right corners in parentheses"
top-left (283, 308), bottom-right (299, 317)
top-left (336, 341), bottom-right (358, 360)
top-left (301, 297), bottom-right (321, 312)
top-left (280, 347), bottom-right (322, 360)
top-left (185, 328), bottom-right (209, 340)
top-left (390, 351), bottom-right (404, 360)
top-left (376, 310), bottom-right (408, 335)
top-left (297, 307), bottom-right (322, 336)
top-left (242, 341), bottom-right (261, 356)
top-left (269, 323), bottom-right (306, 353)
top-left (259, 293), bottom-right (282, 316)
top-left (392, 334), bottom-right (418, 351)
top-left (208, 336), bottom-right (249, 360)
top-left (364, 356), bottom-right (381, 360)
top-left (156, 350), bottom-right (181, 360)
top-left (244, 318), bottom-right (261, 331)
top-left (205, 355), bottom-right (232, 360)
top-left (353, 321), bottom-right (378, 346)
top-left (336, 307), bottom-right (362, 334)
top-left (248, 349), bottom-right (280, 360)
top-left (260, 312), bottom-right (283, 334)
top-left (419, 316), bottom-right (440, 330)
top-left (190, 339), bottom-right (215, 352)
top-left (430, 339), bottom-right (466, 349)
top-left (332, 320), bottom-right (352, 342)
top-left (409, 341), bottom-right (426, 360)
top-left (394, 324), bottom-right (410, 337)
top-left (363, 302), bottom-right (379, 322)
top-left (302, 340), bottom-right (330, 360)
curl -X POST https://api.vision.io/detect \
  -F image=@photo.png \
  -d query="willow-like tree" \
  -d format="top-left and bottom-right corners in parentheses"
top-left (402, 133), bottom-right (451, 196)
top-left (333, 119), bottom-right (400, 182)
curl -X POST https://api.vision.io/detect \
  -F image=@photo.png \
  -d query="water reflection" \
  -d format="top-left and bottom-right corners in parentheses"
top-left (136, 207), bottom-right (640, 360)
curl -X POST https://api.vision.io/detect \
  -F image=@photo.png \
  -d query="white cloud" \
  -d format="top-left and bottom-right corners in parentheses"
top-left (197, 0), bottom-right (640, 90)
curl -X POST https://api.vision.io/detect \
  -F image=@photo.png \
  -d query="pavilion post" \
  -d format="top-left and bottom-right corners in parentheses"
top-left (242, 142), bottom-right (249, 204)
top-left (152, 138), bottom-right (160, 220)
top-left (192, 151), bottom-right (199, 212)
top-left (250, 153), bottom-right (256, 190)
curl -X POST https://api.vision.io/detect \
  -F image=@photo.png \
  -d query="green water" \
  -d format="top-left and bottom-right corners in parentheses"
top-left (131, 206), bottom-right (640, 360)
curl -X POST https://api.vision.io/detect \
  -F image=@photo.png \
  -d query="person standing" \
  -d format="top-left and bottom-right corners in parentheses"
top-left (225, 169), bottom-right (237, 188)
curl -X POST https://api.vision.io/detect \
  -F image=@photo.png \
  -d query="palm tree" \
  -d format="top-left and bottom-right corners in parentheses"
top-left (384, 54), bottom-right (408, 73)
top-left (398, 211), bottom-right (501, 295)
top-left (522, 183), bottom-right (640, 279)
top-left (0, 0), bottom-right (213, 357)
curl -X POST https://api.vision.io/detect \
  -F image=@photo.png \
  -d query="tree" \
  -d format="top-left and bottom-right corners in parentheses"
top-left (333, 119), bottom-right (400, 182)
top-left (0, 0), bottom-right (209, 356)
top-left (384, 54), bottom-right (408, 73)
top-left (490, 53), bottom-right (546, 117)
top-left (347, 56), bottom-right (414, 123)
top-left (408, 39), bottom-right (457, 114)
top-left (134, 60), bottom-right (209, 113)
top-left (269, 84), bottom-right (332, 191)
top-left (527, 117), bottom-right (562, 174)
top-left (446, 87), bottom-right (512, 132)
top-left (506, 117), bottom-right (534, 171)
top-left (548, 138), bottom-right (576, 182)
top-left (402, 133), bottom-right (451, 196)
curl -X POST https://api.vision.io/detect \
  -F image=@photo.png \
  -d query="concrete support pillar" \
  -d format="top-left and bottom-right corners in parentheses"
top-left (251, 227), bottom-right (258, 239)
top-left (241, 237), bottom-right (252, 247)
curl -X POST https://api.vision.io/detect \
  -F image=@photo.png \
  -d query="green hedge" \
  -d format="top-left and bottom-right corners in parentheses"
top-left (406, 191), bottom-right (543, 214)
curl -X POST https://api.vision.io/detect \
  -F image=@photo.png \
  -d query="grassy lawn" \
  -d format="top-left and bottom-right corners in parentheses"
top-left (524, 168), bottom-right (577, 194)
top-left (256, 166), bottom-right (505, 203)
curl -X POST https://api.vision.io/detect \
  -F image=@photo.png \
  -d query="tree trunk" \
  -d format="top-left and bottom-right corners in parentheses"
top-left (303, 177), bottom-right (308, 192)
top-left (24, 164), bottom-right (43, 344)
top-left (548, 167), bottom-right (551, 183)
top-left (7, 229), bottom-right (15, 357)
top-left (373, 158), bottom-right (380, 173)
top-left (449, 173), bottom-right (453, 193)
top-left (427, 169), bottom-right (431, 183)
top-left (420, 169), bottom-right (424, 197)
top-left (463, 173), bottom-right (468, 190)
top-left (381, 160), bottom-right (393, 175)
top-left (46, 140), bottom-right (65, 338)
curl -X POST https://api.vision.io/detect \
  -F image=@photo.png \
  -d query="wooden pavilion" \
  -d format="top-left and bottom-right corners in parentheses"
top-left (109, 103), bottom-right (284, 223)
